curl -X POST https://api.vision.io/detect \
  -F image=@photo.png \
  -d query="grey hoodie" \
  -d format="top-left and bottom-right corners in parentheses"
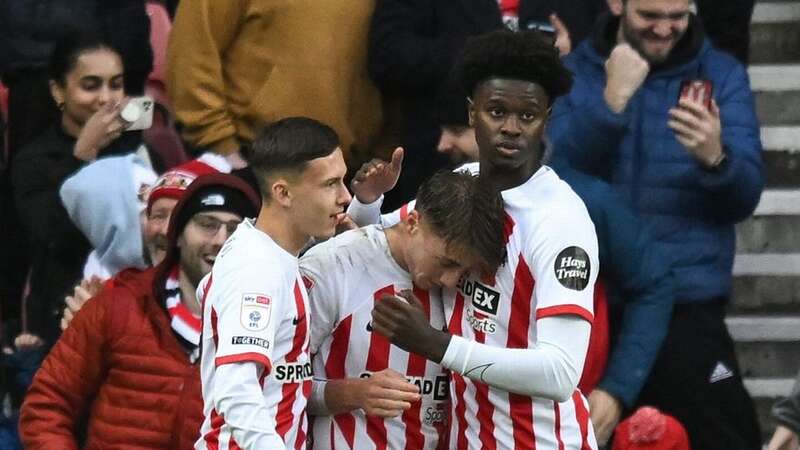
top-left (60, 153), bottom-right (157, 278)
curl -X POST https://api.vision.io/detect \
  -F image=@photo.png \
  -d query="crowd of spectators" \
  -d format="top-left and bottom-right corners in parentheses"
top-left (0, 0), bottom-right (791, 449)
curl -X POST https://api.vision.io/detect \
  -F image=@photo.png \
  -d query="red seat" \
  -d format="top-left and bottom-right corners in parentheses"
top-left (146, 0), bottom-right (173, 110)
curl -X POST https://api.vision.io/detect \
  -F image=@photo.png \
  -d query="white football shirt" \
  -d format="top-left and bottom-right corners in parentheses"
top-left (380, 163), bottom-right (599, 450)
top-left (197, 219), bottom-right (312, 450)
top-left (300, 226), bottom-right (449, 450)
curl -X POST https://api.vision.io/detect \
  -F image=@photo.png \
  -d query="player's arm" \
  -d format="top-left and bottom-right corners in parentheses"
top-left (373, 293), bottom-right (590, 402)
top-left (210, 266), bottom-right (290, 449)
top-left (374, 207), bottom-right (599, 402)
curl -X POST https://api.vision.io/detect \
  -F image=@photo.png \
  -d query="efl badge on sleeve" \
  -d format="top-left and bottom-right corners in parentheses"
top-left (240, 293), bottom-right (272, 331)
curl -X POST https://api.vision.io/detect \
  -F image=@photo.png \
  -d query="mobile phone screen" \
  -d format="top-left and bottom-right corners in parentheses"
top-left (678, 80), bottom-right (713, 110)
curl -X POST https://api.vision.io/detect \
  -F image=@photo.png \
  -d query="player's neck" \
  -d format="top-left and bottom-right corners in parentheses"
top-left (178, 268), bottom-right (201, 316)
top-left (383, 226), bottom-right (410, 272)
top-left (480, 160), bottom-right (541, 192)
top-left (254, 206), bottom-right (308, 256)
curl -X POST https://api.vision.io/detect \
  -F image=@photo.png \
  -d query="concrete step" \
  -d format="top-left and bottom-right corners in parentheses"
top-left (749, 2), bottom-right (800, 64)
top-left (746, 378), bottom-right (794, 442)
top-left (729, 317), bottom-right (800, 378)
top-left (757, 127), bottom-right (800, 187)
top-left (750, 65), bottom-right (800, 92)
top-left (756, 90), bottom-right (800, 126)
top-left (736, 189), bottom-right (800, 252)
top-left (732, 274), bottom-right (800, 313)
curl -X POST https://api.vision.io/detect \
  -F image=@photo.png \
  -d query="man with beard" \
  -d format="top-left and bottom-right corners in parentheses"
top-left (547, 1), bottom-right (763, 449)
top-left (20, 174), bottom-right (260, 449)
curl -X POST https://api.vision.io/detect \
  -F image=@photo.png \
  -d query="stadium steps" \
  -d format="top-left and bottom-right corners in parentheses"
top-left (728, 3), bottom-right (799, 439)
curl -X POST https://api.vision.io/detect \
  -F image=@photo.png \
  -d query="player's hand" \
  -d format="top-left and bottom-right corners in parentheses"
top-left (356, 368), bottom-right (421, 417)
top-left (668, 98), bottom-right (724, 168)
top-left (335, 214), bottom-right (358, 235)
top-left (350, 147), bottom-right (404, 204)
top-left (549, 13), bottom-right (572, 57)
top-left (74, 100), bottom-right (127, 161)
top-left (588, 389), bottom-right (623, 446)
top-left (371, 290), bottom-right (451, 363)
top-left (60, 277), bottom-right (102, 330)
top-left (768, 425), bottom-right (800, 450)
top-left (604, 44), bottom-right (649, 113)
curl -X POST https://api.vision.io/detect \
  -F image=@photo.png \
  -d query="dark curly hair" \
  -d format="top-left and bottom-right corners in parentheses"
top-left (456, 29), bottom-right (574, 105)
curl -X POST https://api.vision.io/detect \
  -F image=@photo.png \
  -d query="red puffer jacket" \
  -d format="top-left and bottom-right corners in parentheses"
top-left (20, 268), bottom-right (204, 450)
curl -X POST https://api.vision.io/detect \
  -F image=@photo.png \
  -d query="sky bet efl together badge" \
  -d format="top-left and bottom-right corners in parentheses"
top-left (241, 293), bottom-right (272, 331)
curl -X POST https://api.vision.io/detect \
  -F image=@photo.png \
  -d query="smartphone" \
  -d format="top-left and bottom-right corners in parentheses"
top-left (678, 80), bottom-right (713, 110)
top-left (121, 96), bottom-right (155, 131)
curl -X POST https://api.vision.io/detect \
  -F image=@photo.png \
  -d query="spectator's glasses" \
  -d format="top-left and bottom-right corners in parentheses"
top-left (191, 214), bottom-right (240, 237)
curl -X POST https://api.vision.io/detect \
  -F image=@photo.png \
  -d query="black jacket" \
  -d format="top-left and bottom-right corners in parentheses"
top-left (367, 0), bottom-right (607, 209)
top-left (10, 126), bottom-right (146, 343)
top-left (0, 0), bottom-right (152, 95)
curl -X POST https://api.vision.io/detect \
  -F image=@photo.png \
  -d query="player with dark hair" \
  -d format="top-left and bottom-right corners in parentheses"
top-left (302, 170), bottom-right (506, 449)
top-left (350, 29), bottom-right (601, 449)
top-left (196, 117), bottom-right (351, 449)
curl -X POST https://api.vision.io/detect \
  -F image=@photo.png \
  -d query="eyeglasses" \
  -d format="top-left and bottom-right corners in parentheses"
top-left (191, 214), bottom-right (241, 237)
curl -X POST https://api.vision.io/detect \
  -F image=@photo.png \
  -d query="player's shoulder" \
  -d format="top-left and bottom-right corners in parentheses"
top-left (507, 166), bottom-right (592, 224)
top-left (214, 220), bottom-right (297, 280)
top-left (301, 225), bottom-right (385, 272)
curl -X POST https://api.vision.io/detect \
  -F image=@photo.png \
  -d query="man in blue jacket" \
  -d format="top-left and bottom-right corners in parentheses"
top-left (547, 1), bottom-right (763, 449)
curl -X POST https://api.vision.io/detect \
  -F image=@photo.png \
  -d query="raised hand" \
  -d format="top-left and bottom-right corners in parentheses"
top-left (73, 100), bottom-right (127, 161)
top-left (604, 44), bottom-right (650, 113)
top-left (351, 147), bottom-right (404, 204)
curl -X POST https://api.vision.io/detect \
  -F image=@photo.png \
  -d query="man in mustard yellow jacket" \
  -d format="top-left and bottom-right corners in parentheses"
top-left (167, 0), bottom-right (383, 167)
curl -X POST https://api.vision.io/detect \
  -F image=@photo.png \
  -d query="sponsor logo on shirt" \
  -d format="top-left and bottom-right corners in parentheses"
top-left (424, 405), bottom-right (447, 425)
top-left (231, 335), bottom-right (270, 350)
top-left (301, 275), bottom-right (315, 291)
top-left (274, 361), bottom-right (313, 383)
top-left (460, 279), bottom-right (501, 316)
top-left (359, 372), bottom-right (449, 401)
top-left (554, 246), bottom-right (591, 291)
top-left (465, 308), bottom-right (498, 334)
top-left (240, 293), bottom-right (272, 331)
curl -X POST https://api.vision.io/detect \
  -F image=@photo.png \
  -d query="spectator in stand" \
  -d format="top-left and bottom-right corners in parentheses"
top-left (606, 0), bottom-right (755, 65)
top-left (769, 369), bottom-right (800, 450)
top-left (20, 174), bottom-right (260, 450)
top-left (547, 0), bottom-right (763, 448)
top-left (58, 154), bottom-right (230, 330)
top-left (166, 0), bottom-right (383, 169)
top-left (0, 1), bottom-right (152, 321)
top-left (366, 0), bottom-right (607, 210)
top-left (11, 34), bottom-right (155, 345)
top-left (60, 154), bottom-right (157, 280)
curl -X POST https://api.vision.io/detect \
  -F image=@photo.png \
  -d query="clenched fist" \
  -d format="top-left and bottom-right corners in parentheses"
top-left (604, 44), bottom-right (650, 113)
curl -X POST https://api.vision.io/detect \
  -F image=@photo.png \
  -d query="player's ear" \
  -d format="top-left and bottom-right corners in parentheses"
top-left (270, 178), bottom-right (293, 207)
top-left (406, 210), bottom-right (421, 235)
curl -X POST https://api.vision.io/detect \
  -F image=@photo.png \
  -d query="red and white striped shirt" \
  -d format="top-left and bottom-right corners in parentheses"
top-left (197, 219), bottom-right (312, 450)
top-left (300, 226), bottom-right (449, 450)
top-left (380, 163), bottom-right (599, 450)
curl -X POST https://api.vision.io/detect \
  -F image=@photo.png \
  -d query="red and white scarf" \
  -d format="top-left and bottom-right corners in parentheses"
top-left (164, 267), bottom-right (201, 363)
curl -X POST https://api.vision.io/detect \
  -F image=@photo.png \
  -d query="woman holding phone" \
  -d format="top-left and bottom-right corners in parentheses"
top-left (11, 33), bottom-right (147, 344)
